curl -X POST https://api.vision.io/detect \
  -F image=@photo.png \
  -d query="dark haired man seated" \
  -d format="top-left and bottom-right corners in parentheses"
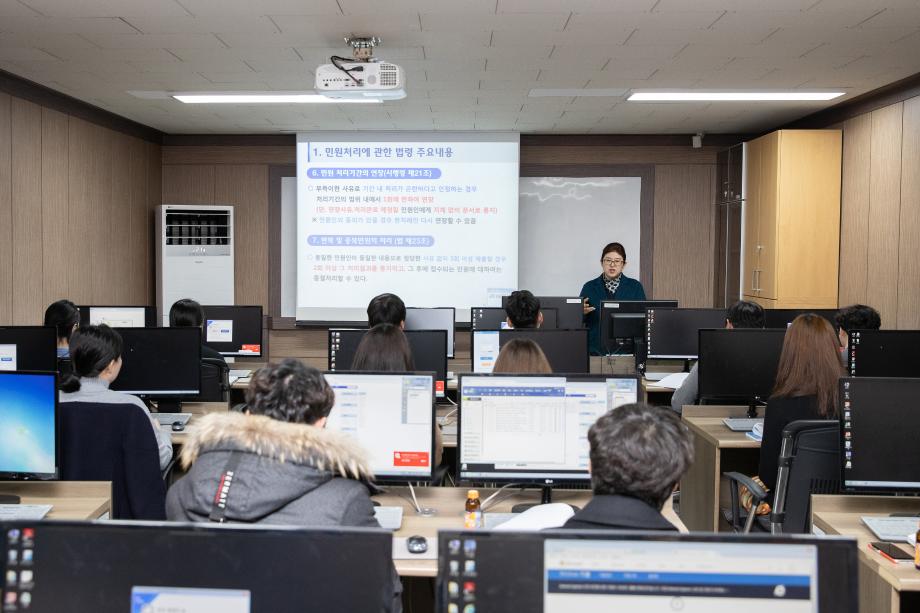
top-left (563, 403), bottom-right (693, 531)
top-left (505, 290), bottom-right (543, 329)
top-left (367, 293), bottom-right (406, 328)
top-left (834, 304), bottom-right (881, 366)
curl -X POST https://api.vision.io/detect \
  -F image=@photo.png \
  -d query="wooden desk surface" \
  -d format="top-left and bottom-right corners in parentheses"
top-left (812, 495), bottom-right (920, 593)
top-left (170, 402), bottom-right (230, 445)
top-left (682, 416), bottom-right (761, 449)
top-left (0, 481), bottom-right (111, 520)
top-left (375, 486), bottom-right (686, 577)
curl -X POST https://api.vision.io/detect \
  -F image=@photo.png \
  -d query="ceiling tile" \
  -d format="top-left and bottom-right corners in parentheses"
top-left (340, 0), bottom-right (495, 14)
top-left (420, 12), bottom-right (570, 32)
top-left (82, 32), bottom-right (228, 48)
top-left (177, 0), bottom-right (342, 16)
top-left (19, 0), bottom-right (191, 17)
top-left (122, 15), bottom-right (279, 34)
top-left (499, 0), bottom-right (656, 12)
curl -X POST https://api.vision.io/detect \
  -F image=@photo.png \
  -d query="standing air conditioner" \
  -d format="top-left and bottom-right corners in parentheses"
top-left (156, 204), bottom-right (234, 324)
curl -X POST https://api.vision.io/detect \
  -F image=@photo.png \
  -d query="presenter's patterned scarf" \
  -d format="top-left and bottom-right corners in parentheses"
top-left (604, 274), bottom-right (621, 297)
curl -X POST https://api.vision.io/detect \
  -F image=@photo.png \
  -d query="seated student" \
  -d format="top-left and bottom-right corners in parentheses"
top-left (352, 324), bottom-right (443, 466)
top-left (60, 325), bottom-right (173, 470)
top-left (562, 403), bottom-right (692, 531)
top-left (44, 299), bottom-right (80, 359)
top-left (493, 338), bottom-right (552, 374)
top-left (670, 300), bottom-right (765, 413)
top-left (757, 314), bottom-right (842, 497)
top-left (834, 304), bottom-right (881, 365)
top-left (504, 290), bottom-right (543, 329)
top-left (367, 293), bottom-right (406, 328)
top-left (169, 298), bottom-right (227, 364)
top-left (166, 358), bottom-right (402, 611)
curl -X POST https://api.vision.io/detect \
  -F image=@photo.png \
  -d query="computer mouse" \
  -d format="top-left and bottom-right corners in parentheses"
top-left (406, 535), bottom-right (428, 554)
top-left (171, 421), bottom-right (185, 432)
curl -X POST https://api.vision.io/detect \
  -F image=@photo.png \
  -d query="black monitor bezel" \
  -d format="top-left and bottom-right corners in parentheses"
top-left (469, 328), bottom-right (590, 374)
top-left (697, 327), bottom-right (787, 404)
top-left (501, 295), bottom-right (585, 330)
top-left (470, 306), bottom-right (559, 331)
top-left (645, 307), bottom-right (729, 359)
top-left (404, 306), bottom-right (457, 358)
top-left (599, 299), bottom-right (679, 354)
top-left (0, 326), bottom-right (58, 373)
top-left (78, 305), bottom-right (157, 328)
top-left (847, 329), bottom-right (920, 378)
top-left (200, 304), bottom-right (264, 357)
top-left (0, 370), bottom-right (60, 481)
top-left (110, 327), bottom-right (202, 397)
top-left (322, 370), bottom-right (437, 483)
top-left (456, 372), bottom-right (641, 486)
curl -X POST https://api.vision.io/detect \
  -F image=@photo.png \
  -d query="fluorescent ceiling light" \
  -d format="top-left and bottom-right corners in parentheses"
top-left (173, 92), bottom-right (381, 104)
top-left (529, 88), bottom-right (628, 97)
top-left (627, 91), bottom-right (845, 102)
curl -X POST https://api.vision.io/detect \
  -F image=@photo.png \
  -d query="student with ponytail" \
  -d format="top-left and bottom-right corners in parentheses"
top-left (43, 299), bottom-right (80, 359)
top-left (60, 325), bottom-right (173, 469)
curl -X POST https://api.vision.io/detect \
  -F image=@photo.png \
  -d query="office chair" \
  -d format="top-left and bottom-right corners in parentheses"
top-left (190, 357), bottom-right (230, 402)
top-left (59, 400), bottom-right (167, 520)
top-left (56, 357), bottom-right (73, 382)
top-left (724, 420), bottom-right (840, 534)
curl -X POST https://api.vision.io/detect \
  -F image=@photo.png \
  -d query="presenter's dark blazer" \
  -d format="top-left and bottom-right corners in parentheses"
top-left (580, 274), bottom-right (646, 355)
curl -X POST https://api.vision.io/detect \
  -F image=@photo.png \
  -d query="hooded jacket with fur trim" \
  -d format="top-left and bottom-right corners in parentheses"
top-left (166, 411), bottom-right (378, 527)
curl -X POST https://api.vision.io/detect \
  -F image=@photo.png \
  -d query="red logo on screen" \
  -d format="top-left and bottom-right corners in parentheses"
top-left (393, 451), bottom-right (430, 467)
top-left (436, 380), bottom-right (445, 394)
top-left (241, 344), bottom-right (261, 353)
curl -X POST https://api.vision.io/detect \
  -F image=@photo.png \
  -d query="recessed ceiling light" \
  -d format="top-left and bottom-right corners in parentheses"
top-left (172, 92), bottom-right (381, 104)
top-left (529, 88), bottom-right (628, 97)
top-left (627, 91), bottom-right (845, 102)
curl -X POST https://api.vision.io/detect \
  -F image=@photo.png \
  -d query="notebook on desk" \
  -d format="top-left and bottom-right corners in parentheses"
top-left (373, 506), bottom-right (403, 530)
top-left (229, 369), bottom-right (252, 378)
top-left (0, 504), bottom-right (52, 520)
top-left (862, 517), bottom-right (919, 543)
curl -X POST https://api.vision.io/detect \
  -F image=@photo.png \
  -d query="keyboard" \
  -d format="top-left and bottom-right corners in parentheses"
top-left (374, 506), bottom-right (404, 530)
top-left (154, 413), bottom-right (192, 427)
top-left (722, 418), bottom-right (763, 432)
top-left (229, 369), bottom-right (252, 378)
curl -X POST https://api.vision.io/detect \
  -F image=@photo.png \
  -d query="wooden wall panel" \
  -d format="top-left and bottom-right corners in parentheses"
top-left (162, 164), bottom-right (215, 204)
top-left (838, 114), bottom-right (872, 306)
top-left (111, 133), bottom-right (133, 303)
top-left (898, 96), bottom-right (920, 329)
top-left (652, 164), bottom-right (716, 307)
top-left (41, 108), bottom-right (71, 305)
top-left (146, 141), bottom-right (162, 304)
top-left (214, 165), bottom-right (269, 309)
top-left (522, 145), bottom-right (720, 166)
top-left (126, 137), bottom-right (147, 302)
top-left (866, 104), bottom-right (903, 328)
top-left (0, 93), bottom-right (12, 325)
top-left (10, 98), bottom-right (43, 324)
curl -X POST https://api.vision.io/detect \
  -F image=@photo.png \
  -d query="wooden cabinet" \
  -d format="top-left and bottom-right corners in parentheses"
top-left (742, 130), bottom-right (842, 308)
top-left (714, 144), bottom-right (744, 307)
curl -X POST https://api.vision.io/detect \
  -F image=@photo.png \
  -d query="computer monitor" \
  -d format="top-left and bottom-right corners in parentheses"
top-left (0, 371), bottom-right (58, 486)
top-left (471, 329), bottom-right (589, 374)
top-left (646, 307), bottom-right (728, 359)
top-left (0, 327), bottom-right (57, 373)
top-left (109, 328), bottom-right (201, 398)
top-left (200, 305), bottom-right (263, 357)
top-left (697, 328), bottom-right (787, 413)
top-left (840, 377), bottom-right (920, 494)
top-left (405, 307), bottom-right (456, 358)
top-left (600, 300), bottom-right (679, 354)
top-left (78, 305), bottom-right (156, 328)
top-left (763, 308), bottom-right (838, 329)
top-left (437, 531), bottom-right (857, 613)
top-left (0, 521), bottom-right (393, 612)
top-left (501, 296), bottom-right (584, 330)
top-left (324, 372), bottom-right (436, 481)
top-left (847, 329), bottom-right (920, 378)
top-left (328, 329), bottom-right (448, 397)
top-left (458, 374), bottom-right (639, 495)
top-left (470, 307), bottom-right (558, 330)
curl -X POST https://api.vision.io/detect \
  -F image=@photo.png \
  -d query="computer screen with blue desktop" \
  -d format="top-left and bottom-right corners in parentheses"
top-left (0, 327), bottom-right (57, 373)
top-left (323, 372), bottom-right (435, 482)
top-left (437, 531), bottom-right (858, 613)
top-left (458, 374), bottom-right (639, 486)
top-left (0, 371), bottom-right (58, 481)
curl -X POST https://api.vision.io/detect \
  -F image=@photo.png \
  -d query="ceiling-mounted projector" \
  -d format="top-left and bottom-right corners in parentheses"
top-left (316, 36), bottom-right (406, 101)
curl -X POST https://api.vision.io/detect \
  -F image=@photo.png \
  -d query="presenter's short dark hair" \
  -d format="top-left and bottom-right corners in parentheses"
top-left (835, 304), bottom-right (881, 333)
top-left (169, 298), bottom-right (204, 328)
top-left (589, 403), bottom-right (693, 509)
top-left (726, 300), bottom-right (765, 329)
top-left (245, 359), bottom-right (335, 425)
top-left (600, 242), bottom-right (627, 261)
top-left (367, 293), bottom-right (406, 327)
top-left (504, 290), bottom-right (541, 328)
top-left (44, 299), bottom-right (80, 342)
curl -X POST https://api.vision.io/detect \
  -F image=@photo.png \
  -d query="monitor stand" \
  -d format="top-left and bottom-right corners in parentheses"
top-left (511, 485), bottom-right (581, 514)
top-left (747, 397), bottom-right (767, 419)
top-left (155, 399), bottom-right (183, 413)
top-left (0, 495), bottom-right (21, 504)
top-left (683, 359), bottom-right (693, 373)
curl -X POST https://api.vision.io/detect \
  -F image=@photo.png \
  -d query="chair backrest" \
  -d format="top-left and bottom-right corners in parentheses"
top-left (190, 357), bottom-right (229, 402)
top-left (59, 400), bottom-right (166, 520)
top-left (770, 419), bottom-right (840, 534)
top-left (57, 357), bottom-right (73, 381)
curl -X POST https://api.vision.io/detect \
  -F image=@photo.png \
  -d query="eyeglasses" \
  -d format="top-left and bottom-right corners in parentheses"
top-left (602, 258), bottom-right (625, 266)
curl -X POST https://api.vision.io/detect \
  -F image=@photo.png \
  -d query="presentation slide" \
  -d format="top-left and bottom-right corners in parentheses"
top-left (296, 133), bottom-right (520, 322)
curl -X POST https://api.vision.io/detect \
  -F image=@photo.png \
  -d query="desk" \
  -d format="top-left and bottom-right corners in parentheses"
top-left (170, 402), bottom-right (230, 446)
top-left (0, 481), bottom-right (111, 520)
top-left (374, 486), bottom-right (686, 577)
top-left (812, 495), bottom-right (920, 613)
top-left (679, 405), bottom-right (760, 531)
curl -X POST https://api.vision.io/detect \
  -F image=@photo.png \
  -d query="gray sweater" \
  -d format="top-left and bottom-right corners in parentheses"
top-left (60, 377), bottom-right (173, 469)
top-left (670, 362), bottom-right (699, 414)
